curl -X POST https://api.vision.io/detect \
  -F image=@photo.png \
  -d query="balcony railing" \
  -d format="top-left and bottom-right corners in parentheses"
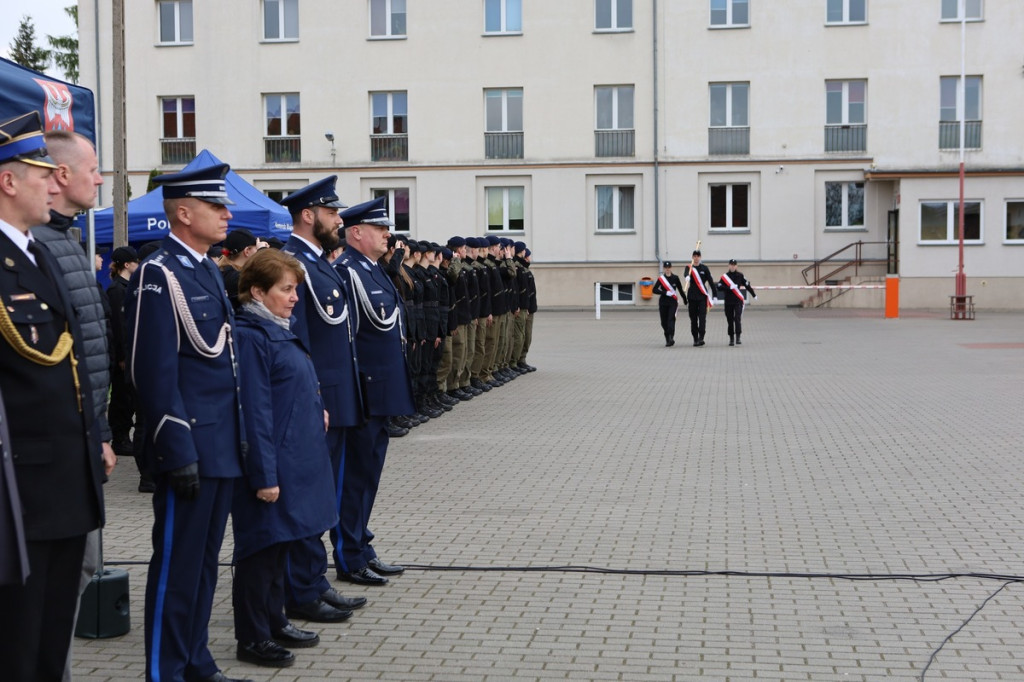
top-left (485, 131), bottom-right (524, 159)
top-left (939, 121), bottom-right (982, 150)
top-left (264, 136), bottom-right (301, 163)
top-left (824, 124), bottom-right (867, 152)
top-left (708, 127), bottom-right (750, 155)
top-left (160, 138), bottom-right (196, 165)
top-left (370, 134), bottom-right (409, 162)
top-left (594, 129), bottom-right (635, 157)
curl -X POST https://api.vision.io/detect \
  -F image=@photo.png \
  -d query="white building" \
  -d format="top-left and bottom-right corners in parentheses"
top-left (78, 0), bottom-right (1024, 308)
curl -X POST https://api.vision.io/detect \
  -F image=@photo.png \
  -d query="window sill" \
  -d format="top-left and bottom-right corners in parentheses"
top-left (917, 240), bottom-right (984, 246)
top-left (595, 230), bottom-right (637, 235)
top-left (708, 24), bottom-right (751, 30)
top-left (824, 21), bottom-right (868, 27)
top-left (485, 230), bottom-right (526, 235)
top-left (940, 17), bottom-right (983, 23)
top-left (708, 229), bottom-right (752, 234)
top-left (593, 28), bottom-right (634, 34)
top-left (368, 35), bottom-right (407, 41)
top-left (1002, 240), bottom-right (1024, 245)
top-left (156, 41), bottom-right (194, 47)
top-left (824, 227), bottom-right (868, 233)
top-left (482, 31), bottom-right (523, 37)
top-left (260, 38), bottom-right (299, 44)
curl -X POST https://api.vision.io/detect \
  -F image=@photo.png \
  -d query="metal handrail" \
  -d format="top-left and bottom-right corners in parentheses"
top-left (801, 240), bottom-right (889, 285)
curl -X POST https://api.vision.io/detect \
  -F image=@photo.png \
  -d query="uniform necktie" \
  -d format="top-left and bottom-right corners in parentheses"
top-left (27, 240), bottom-right (58, 289)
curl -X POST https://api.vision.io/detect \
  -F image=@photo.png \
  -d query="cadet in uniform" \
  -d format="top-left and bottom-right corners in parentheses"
top-left (718, 258), bottom-right (757, 346)
top-left (279, 176), bottom-right (367, 622)
top-left (0, 111), bottom-right (105, 682)
top-left (335, 197), bottom-right (415, 586)
top-left (682, 249), bottom-right (717, 347)
top-left (125, 163), bottom-right (249, 682)
top-left (652, 261), bottom-right (683, 347)
top-left (517, 247), bottom-right (538, 372)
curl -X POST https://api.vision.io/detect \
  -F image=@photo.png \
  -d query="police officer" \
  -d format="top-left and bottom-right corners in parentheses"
top-left (279, 176), bottom-right (367, 622)
top-left (0, 111), bottom-right (105, 682)
top-left (125, 163), bottom-right (249, 682)
top-left (652, 261), bottom-right (683, 347)
top-left (718, 258), bottom-right (757, 346)
top-left (682, 250), bottom-right (717, 347)
top-left (334, 197), bottom-right (415, 586)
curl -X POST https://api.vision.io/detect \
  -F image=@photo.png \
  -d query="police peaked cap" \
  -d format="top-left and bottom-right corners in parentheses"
top-left (154, 163), bottom-right (235, 205)
top-left (0, 111), bottom-right (56, 169)
top-left (280, 175), bottom-right (347, 212)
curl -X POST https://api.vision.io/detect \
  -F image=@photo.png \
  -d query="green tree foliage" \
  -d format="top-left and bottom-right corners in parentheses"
top-left (47, 6), bottom-right (79, 83)
top-left (9, 15), bottom-right (51, 72)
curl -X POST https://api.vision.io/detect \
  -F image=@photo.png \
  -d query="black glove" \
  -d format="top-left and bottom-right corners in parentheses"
top-left (167, 462), bottom-right (200, 501)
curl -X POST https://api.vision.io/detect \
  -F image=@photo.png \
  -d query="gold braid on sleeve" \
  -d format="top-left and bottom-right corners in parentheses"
top-left (0, 296), bottom-right (82, 412)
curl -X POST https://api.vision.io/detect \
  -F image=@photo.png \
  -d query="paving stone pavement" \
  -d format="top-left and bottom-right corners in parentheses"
top-left (73, 308), bottom-right (1024, 681)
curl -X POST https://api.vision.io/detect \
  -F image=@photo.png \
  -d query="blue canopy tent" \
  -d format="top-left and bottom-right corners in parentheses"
top-left (78, 149), bottom-right (293, 244)
top-left (0, 57), bottom-right (96, 141)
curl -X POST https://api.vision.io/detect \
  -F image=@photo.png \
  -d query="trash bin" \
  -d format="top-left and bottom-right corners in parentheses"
top-left (639, 277), bottom-right (654, 300)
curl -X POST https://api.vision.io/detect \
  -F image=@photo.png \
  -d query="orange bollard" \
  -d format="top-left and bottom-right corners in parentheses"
top-left (885, 275), bottom-right (899, 319)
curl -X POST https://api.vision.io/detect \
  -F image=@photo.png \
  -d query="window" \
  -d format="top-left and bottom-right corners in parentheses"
top-left (371, 91), bottom-right (408, 161)
top-left (160, 97), bottom-right (196, 165)
top-left (484, 89), bottom-right (523, 159)
top-left (372, 188), bottom-right (411, 233)
top-left (1005, 201), bottom-right (1024, 242)
top-left (264, 93), bottom-right (301, 163)
top-left (825, 80), bottom-right (866, 152)
top-left (919, 201), bottom-right (982, 243)
top-left (827, 0), bottom-right (866, 23)
top-left (595, 85), bottom-right (634, 157)
top-left (485, 0), bottom-right (522, 34)
top-left (710, 0), bottom-right (749, 27)
top-left (158, 0), bottom-right (193, 44)
top-left (596, 0), bottom-right (632, 30)
top-left (939, 76), bottom-right (982, 149)
top-left (599, 283), bottom-right (634, 304)
top-left (941, 0), bottom-right (982, 21)
top-left (486, 187), bottom-right (524, 231)
top-left (825, 182), bottom-right (865, 229)
top-left (596, 186), bottom-right (635, 232)
top-left (710, 184), bottom-right (749, 230)
top-left (370, 0), bottom-right (406, 37)
top-left (263, 0), bottom-right (298, 40)
top-left (709, 83), bottom-right (749, 154)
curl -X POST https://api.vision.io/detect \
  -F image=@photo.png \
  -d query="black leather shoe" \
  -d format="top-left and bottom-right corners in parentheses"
top-left (471, 378), bottom-right (491, 392)
top-left (271, 623), bottom-right (320, 649)
top-left (368, 557), bottom-right (405, 576)
top-left (138, 478), bottom-right (156, 493)
top-left (320, 587), bottom-right (367, 610)
top-left (285, 598), bottom-right (352, 623)
top-left (197, 672), bottom-right (254, 682)
top-left (338, 566), bottom-right (389, 586)
top-left (386, 420), bottom-right (409, 438)
top-left (237, 640), bottom-right (294, 668)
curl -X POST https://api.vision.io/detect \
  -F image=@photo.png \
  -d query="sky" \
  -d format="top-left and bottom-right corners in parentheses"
top-left (2, 1), bottom-right (79, 76)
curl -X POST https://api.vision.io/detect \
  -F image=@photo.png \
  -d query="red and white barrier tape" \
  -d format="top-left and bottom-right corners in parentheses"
top-left (758, 285), bottom-right (885, 290)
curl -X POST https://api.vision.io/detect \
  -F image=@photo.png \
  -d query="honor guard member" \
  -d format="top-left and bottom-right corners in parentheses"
top-left (682, 250), bottom-right (717, 347)
top-left (279, 176), bottom-right (367, 621)
top-left (125, 163), bottom-right (250, 682)
top-left (0, 112), bottom-right (105, 682)
top-left (718, 258), bottom-right (757, 346)
top-left (652, 261), bottom-right (683, 347)
top-left (335, 197), bottom-right (415, 586)
top-left (510, 241), bottom-right (530, 369)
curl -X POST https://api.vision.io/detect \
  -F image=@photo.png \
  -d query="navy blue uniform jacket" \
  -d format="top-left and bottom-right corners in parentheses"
top-left (231, 311), bottom-right (336, 561)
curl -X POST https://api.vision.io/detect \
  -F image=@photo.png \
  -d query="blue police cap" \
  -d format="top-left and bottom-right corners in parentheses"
top-left (340, 196), bottom-right (394, 228)
top-left (280, 175), bottom-right (347, 212)
top-left (0, 112), bottom-right (56, 169)
top-left (153, 163), bottom-right (235, 205)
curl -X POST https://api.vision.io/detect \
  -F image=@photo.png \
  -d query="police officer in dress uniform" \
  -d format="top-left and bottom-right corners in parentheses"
top-left (125, 163), bottom-right (251, 682)
top-left (652, 261), bottom-right (683, 347)
top-left (334, 197), bottom-right (415, 586)
top-left (718, 258), bottom-right (757, 346)
top-left (0, 112), bottom-right (105, 682)
top-left (279, 176), bottom-right (368, 621)
top-left (682, 250), bottom-right (717, 347)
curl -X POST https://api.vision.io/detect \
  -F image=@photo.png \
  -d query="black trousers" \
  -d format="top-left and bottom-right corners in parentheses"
top-left (658, 298), bottom-right (677, 340)
top-left (688, 298), bottom-right (708, 340)
top-left (233, 542), bottom-right (289, 643)
top-left (107, 363), bottom-right (136, 447)
top-left (0, 533), bottom-right (87, 682)
top-left (725, 303), bottom-right (743, 337)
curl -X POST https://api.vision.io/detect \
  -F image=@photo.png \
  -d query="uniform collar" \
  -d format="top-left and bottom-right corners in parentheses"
top-left (0, 218), bottom-right (34, 264)
top-left (291, 233), bottom-right (323, 258)
top-left (168, 232), bottom-right (208, 264)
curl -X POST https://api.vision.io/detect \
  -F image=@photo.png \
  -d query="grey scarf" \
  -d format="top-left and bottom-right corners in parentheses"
top-left (241, 300), bottom-right (292, 331)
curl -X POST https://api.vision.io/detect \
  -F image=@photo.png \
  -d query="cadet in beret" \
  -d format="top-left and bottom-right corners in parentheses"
top-left (218, 228), bottom-right (266, 311)
top-left (279, 176), bottom-right (366, 622)
top-left (125, 162), bottom-right (248, 682)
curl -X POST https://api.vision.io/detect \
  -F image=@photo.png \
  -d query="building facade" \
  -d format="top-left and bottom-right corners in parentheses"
top-left (79, 0), bottom-right (1024, 308)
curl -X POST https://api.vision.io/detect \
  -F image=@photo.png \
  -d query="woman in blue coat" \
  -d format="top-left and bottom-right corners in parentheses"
top-left (231, 249), bottom-right (337, 668)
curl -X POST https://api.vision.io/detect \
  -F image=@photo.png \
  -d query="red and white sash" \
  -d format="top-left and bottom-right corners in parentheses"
top-left (657, 274), bottom-right (678, 300)
top-left (720, 272), bottom-right (745, 305)
top-left (687, 265), bottom-right (713, 307)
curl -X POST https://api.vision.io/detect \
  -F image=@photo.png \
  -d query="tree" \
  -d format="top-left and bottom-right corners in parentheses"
top-left (47, 6), bottom-right (79, 83)
top-left (9, 15), bottom-right (50, 72)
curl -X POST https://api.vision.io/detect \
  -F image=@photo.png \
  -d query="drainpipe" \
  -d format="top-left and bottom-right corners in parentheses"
top-left (652, 0), bottom-right (661, 265)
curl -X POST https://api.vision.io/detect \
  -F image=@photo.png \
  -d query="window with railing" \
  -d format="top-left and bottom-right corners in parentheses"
top-left (160, 96), bottom-right (195, 165)
top-left (825, 80), bottom-right (866, 152)
top-left (709, 83), bottom-right (749, 155)
top-left (484, 89), bottom-right (523, 159)
top-left (595, 85), bottom-right (634, 157)
top-left (371, 91), bottom-right (408, 161)
top-left (264, 93), bottom-right (301, 163)
top-left (939, 76), bottom-right (982, 149)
